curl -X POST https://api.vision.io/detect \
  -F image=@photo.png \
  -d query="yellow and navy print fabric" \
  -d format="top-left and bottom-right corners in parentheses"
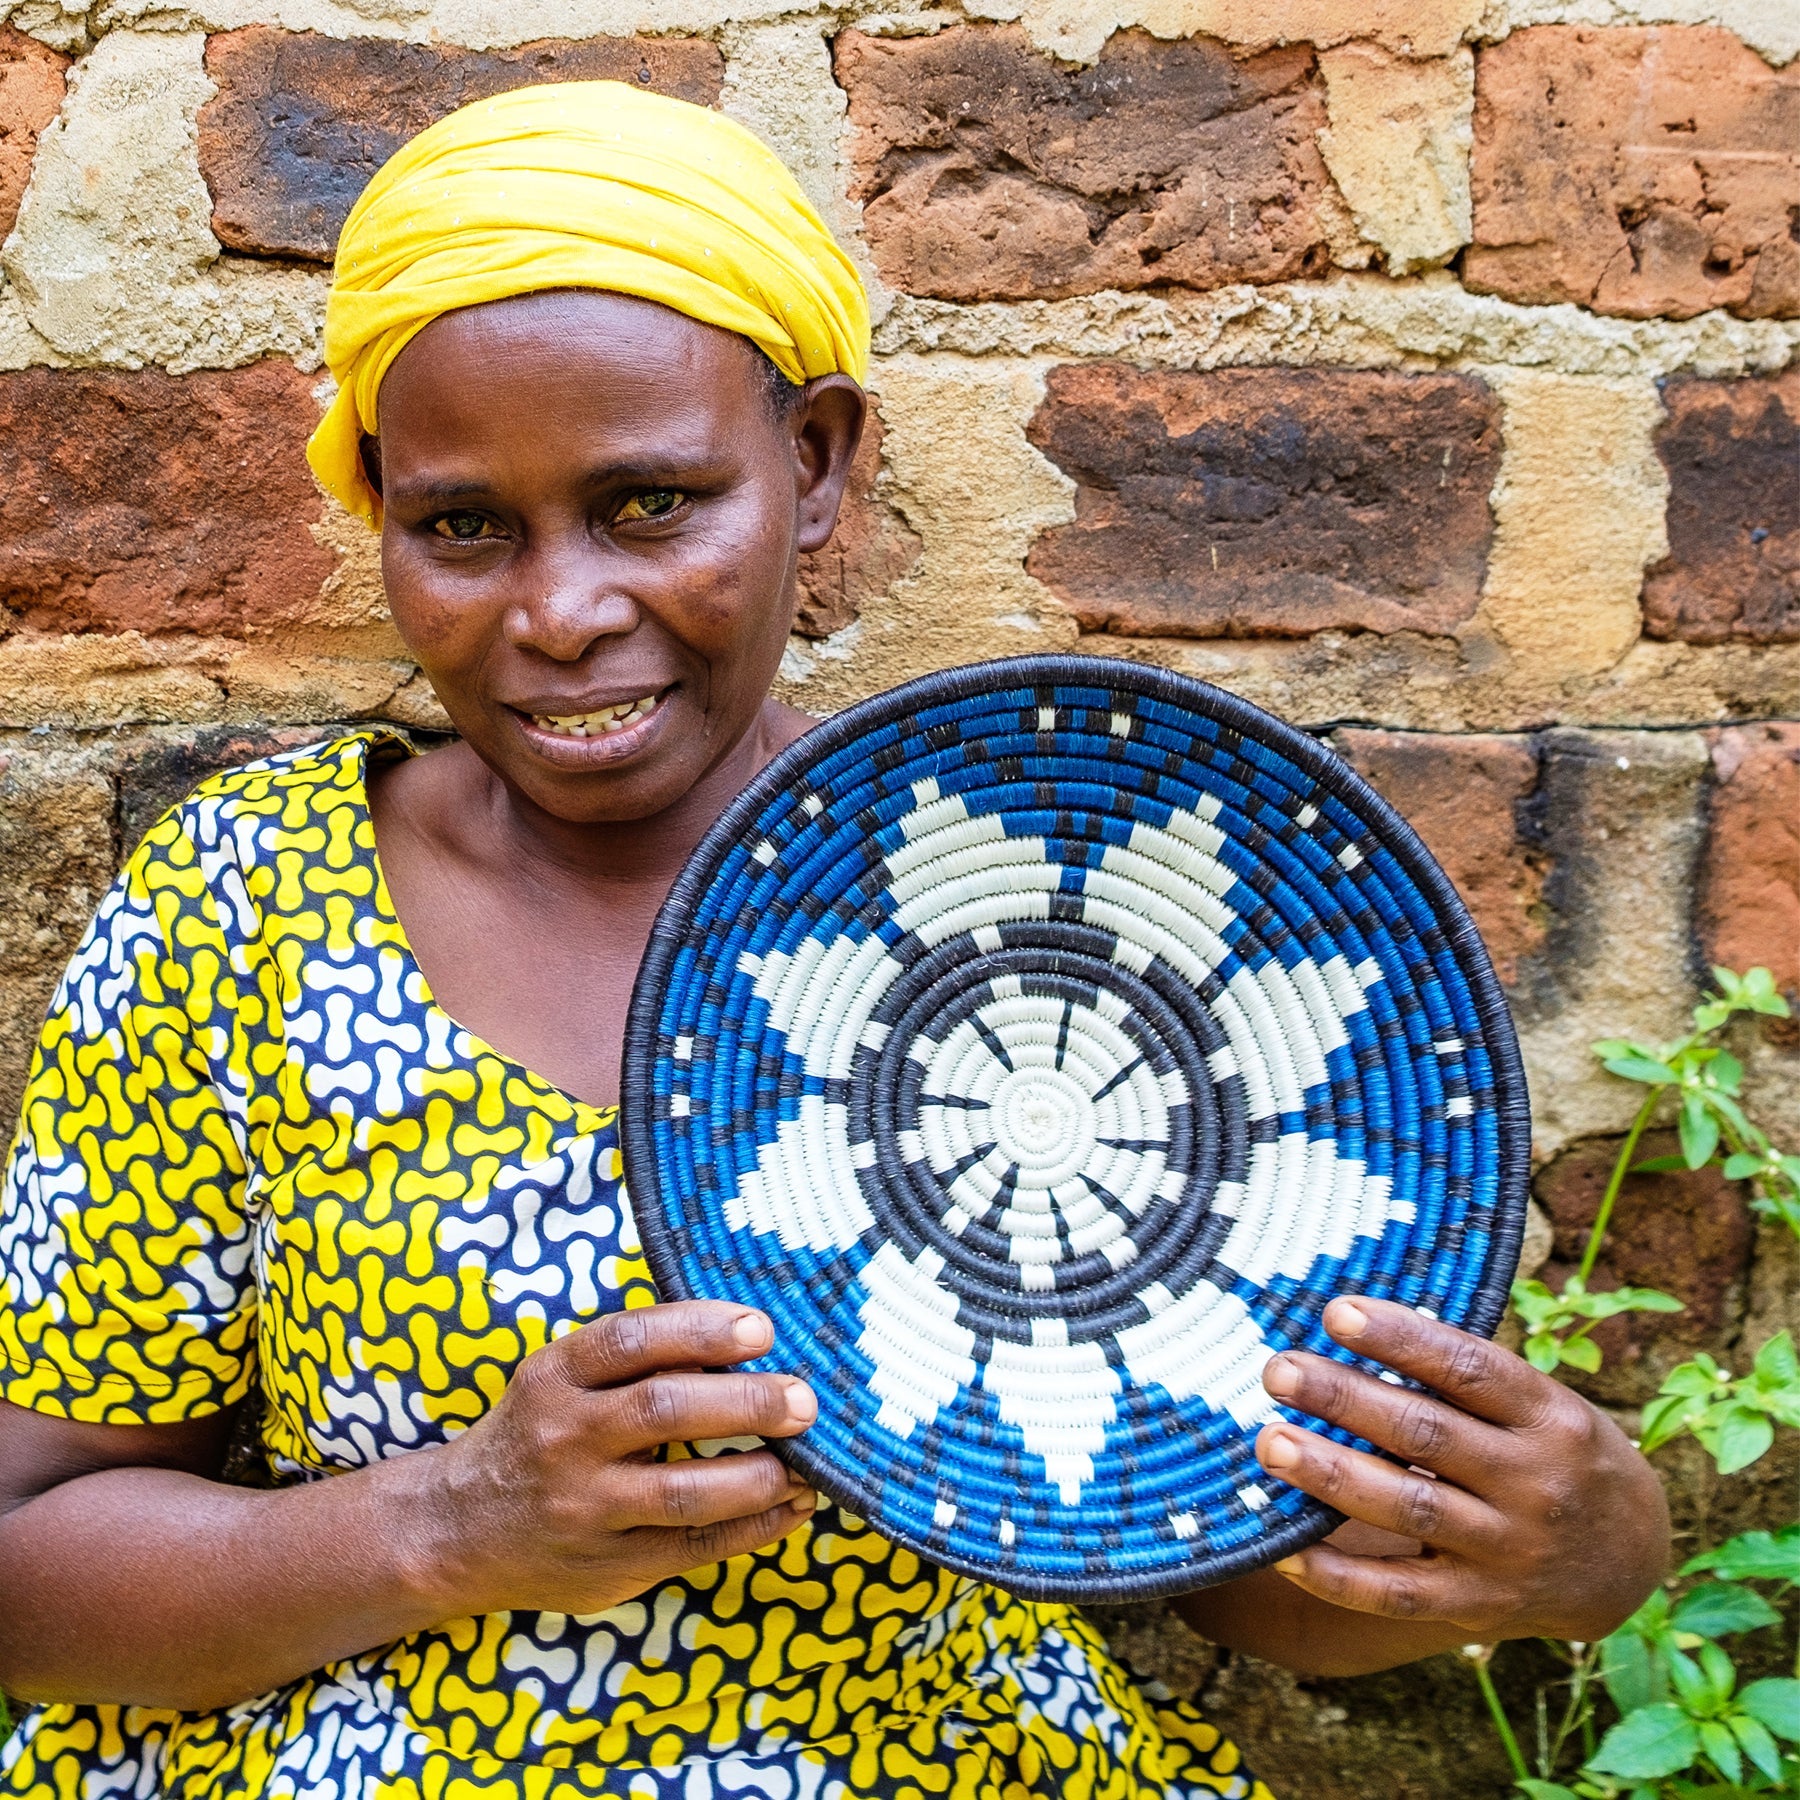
top-left (0, 734), bottom-right (1273, 1800)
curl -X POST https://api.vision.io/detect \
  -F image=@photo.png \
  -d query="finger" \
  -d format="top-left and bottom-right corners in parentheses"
top-left (1264, 1349), bottom-right (1506, 1490)
top-left (1322, 1297), bottom-right (1565, 1431)
top-left (596, 1368), bottom-right (817, 1458)
top-left (609, 1447), bottom-right (806, 1531)
top-left (644, 1490), bottom-right (819, 1573)
top-left (1270, 1539), bottom-right (1470, 1624)
top-left (555, 1303), bottom-right (774, 1390)
top-left (1255, 1423), bottom-right (1498, 1554)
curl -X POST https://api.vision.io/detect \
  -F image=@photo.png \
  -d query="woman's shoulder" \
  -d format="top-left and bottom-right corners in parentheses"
top-left (131, 730), bottom-right (402, 868)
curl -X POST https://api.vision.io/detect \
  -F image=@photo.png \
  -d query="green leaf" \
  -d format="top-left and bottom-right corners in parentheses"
top-left (1603, 1626), bottom-right (1670, 1714)
top-left (1724, 1152), bottom-right (1768, 1179)
top-left (1681, 1527), bottom-right (1800, 1585)
top-left (1728, 1712), bottom-right (1786, 1784)
top-left (1515, 1784), bottom-right (1584, 1800)
top-left (1739, 1679), bottom-right (1800, 1742)
top-left (1751, 1331), bottom-right (1799, 1388)
top-left (1698, 1639), bottom-right (1741, 1703)
top-left (1701, 1718), bottom-right (1745, 1785)
top-left (1583, 1286), bottom-right (1685, 1318)
top-left (1604, 1053), bottom-right (1681, 1085)
top-left (1524, 1332), bottom-right (1563, 1374)
top-left (1560, 1335), bottom-right (1604, 1373)
top-left (1710, 1406), bottom-right (1776, 1476)
top-left (1632, 1154), bottom-right (1689, 1173)
top-left (1668, 1645), bottom-right (1712, 1709)
top-left (1640, 1393), bottom-right (1700, 1455)
top-left (1680, 1094), bottom-right (1721, 1168)
top-left (1724, 965), bottom-right (1791, 1017)
top-left (1672, 1583), bottom-right (1783, 1639)
top-left (1660, 1361), bottom-right (1724, 1398)
top-left (1588, 1704), bottom-right (1701, 1779)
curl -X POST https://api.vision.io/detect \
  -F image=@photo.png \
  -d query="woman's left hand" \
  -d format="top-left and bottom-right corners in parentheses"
top-left (1254, 1294), bottom-right (1670, 1644)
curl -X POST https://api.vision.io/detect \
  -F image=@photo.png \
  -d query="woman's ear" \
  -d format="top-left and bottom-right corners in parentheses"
top-left (792, 376), bottom-right (868, 557)
top-left (359, 433), bottom-right (384, 498)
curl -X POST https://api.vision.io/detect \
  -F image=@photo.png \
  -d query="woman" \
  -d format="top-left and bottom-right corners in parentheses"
top-left (0, 82), bottom-right (1666, 1800)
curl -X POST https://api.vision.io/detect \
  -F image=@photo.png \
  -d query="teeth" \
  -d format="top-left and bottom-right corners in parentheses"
top-left (532, 693), bottom-right (660, 737)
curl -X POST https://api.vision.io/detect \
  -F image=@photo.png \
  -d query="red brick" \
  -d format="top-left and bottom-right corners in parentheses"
top-left (0, 26), bottom-right (69, 241)
top-left (1697, 723), bottom-right (1800, 1002)
top-left (1534, 1130), bottom-right (1754, 1405)
top-left (1026, 365), bottom-right (1500, 638)
top-left (793, 406), bottom-right (920, 639)
top-left (0, 362), bottom-right (335, 638)
top-left (1466, 26), bottom-right (1800, 321)
top-left (1644, 372), bottom-right (1799, 645)
top-left (200, 29), bottom-right (725, 262)
top-left (1337, 731), bottom-right (1545, 988)
top-left (835, 26), bottom-right (1332, 301)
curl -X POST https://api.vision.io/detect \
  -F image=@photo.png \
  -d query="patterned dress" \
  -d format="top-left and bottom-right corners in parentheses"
top-left (0, 734), bottom-right (1273, 1800)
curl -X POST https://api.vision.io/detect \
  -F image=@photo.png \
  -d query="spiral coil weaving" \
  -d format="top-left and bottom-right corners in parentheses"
top-left (623, 657), bottom-right (1529, 1600)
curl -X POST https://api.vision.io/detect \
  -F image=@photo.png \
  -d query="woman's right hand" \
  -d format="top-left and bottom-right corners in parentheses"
top-left (413, 1300), bottom-right (818, 1618)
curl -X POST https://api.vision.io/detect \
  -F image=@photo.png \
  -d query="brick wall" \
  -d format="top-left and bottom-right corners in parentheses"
top-left (0, 1), bottom-right (1794, 1791)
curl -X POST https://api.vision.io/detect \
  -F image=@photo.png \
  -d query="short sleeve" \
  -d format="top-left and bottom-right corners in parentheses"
top-left (0, 805), bottom-right (257, 1424)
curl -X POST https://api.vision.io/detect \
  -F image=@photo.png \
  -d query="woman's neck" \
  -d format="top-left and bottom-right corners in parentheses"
top-left (451, 697), bottom-right (810, 905)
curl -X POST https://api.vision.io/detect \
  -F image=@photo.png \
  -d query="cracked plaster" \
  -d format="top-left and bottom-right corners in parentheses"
top-left (873, 279), bottom-right (1800, 381)
top-left (1477, 0), bottom-right (1797, 63)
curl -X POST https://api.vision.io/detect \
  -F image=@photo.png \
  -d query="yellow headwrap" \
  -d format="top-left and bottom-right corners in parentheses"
top-left (307, 80), bottom-right (871, 526)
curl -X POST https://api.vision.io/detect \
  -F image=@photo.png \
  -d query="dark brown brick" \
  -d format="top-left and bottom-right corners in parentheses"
top-left (1534, 1130), bottom-right (1755, 1406)
top-left (0, 26), bottom-right (69, 242)
top-left (200, 29), bottom-right (725, 262)
top-left (1026, 365), bottom-right (1500, 638)
top-left (1466, 26), bottom-right (1800, 321)
top-left (1644, 372), bottom-right (1799, 645)
top-left (835, 26), bottom-right (1332, 302)
top-left (793, 405), bottom-right (920, 639)
top-left (0, 362), bottom-right (335, 637)
top-left (1698, 723), bottom-right (1800, 1004)
top-left (0, 744), bottom-right (113, 1132)
top-left (1336, 731), bottom-right (1544, 988)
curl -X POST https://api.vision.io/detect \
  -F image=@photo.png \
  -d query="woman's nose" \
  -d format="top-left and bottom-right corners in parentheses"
top-left (501, 543), bottom-right (640, 661)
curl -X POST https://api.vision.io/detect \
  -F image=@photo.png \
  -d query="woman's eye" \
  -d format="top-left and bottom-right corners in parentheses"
top-left (432, 512), bottom-right (499, 541)
top-left (615, 490), bottom-right (685, 523)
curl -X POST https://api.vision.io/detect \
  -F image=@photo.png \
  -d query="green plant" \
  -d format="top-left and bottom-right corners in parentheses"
top-left (1476, 969), bottom-right (1800, 1799)
top-left (1641, 1336), bottom-right (1800, 1476)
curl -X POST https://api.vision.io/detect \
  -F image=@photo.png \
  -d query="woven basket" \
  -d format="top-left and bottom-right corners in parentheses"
top-left (623, 656), bottom-right (1529, 1601)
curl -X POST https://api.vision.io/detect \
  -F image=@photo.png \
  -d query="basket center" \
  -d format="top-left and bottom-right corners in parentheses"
top-left (990, 1067), bottom-right (1095, 1174)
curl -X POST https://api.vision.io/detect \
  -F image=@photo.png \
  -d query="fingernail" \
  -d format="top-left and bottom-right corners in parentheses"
top-left (1328, 1299), bottom-right (1370, 1339)
top-left (789, 1489), bottom-right (817, 1515)
top-left (732, 1312), bottom-right (770, 1350)
top-left (784, 1380), bottom-right (817, 1426)
top-left (1275, 1556), bottom-right (1305, 1575)
top-left (1260, 1429), bottom-right (1301, 1472)
top-left (1263, 1355), bottom-right (1300, 1399)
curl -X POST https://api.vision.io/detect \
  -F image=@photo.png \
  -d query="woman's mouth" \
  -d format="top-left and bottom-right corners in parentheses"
top-left (529, 692), bottom-right (661, 737)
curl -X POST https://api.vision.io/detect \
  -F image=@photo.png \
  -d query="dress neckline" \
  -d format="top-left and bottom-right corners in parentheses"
top-left (347, 730), bottom-right (620, 1140)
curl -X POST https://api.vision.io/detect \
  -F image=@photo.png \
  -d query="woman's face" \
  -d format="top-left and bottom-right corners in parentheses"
top-left (371, 289), bottom-right (864, 825)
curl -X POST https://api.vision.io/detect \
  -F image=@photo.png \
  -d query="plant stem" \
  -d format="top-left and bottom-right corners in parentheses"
top-left (1580, 1090), bottom-right (1660, 1285)
top-left (1471, 1649), bottom-right (1530, 1782)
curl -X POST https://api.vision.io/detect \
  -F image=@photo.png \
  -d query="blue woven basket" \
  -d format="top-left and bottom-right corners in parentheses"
top-left (622, 656), bottom-right (1529, 1601)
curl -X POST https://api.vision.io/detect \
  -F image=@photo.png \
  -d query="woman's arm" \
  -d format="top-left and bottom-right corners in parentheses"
top-left (1172, 1297), bottom-right (1670, 1676)
top-left (0, 1302), bottom-right (816, 1712)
